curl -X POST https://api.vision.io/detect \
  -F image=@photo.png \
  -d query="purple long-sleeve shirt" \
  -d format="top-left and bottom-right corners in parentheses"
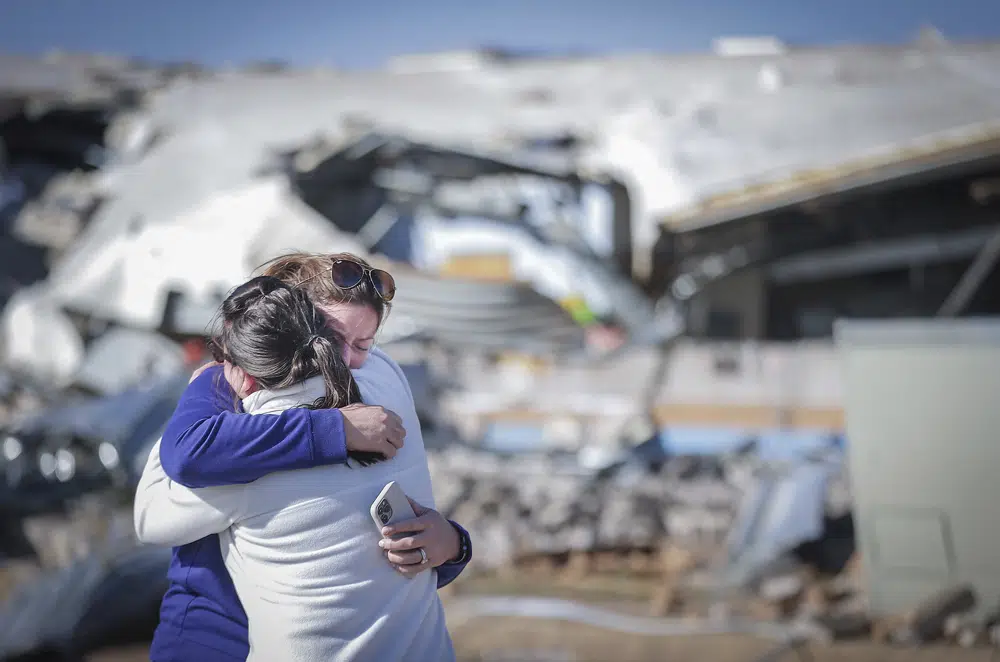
top-left (148, 366), bottom-right (470, 662)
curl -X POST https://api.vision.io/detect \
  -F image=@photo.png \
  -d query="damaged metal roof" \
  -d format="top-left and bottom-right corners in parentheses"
top-left (4, 41), bottom-right (1000, 352)
top-left (0, 52), bottom-right (167, 106)
top-left (10, 42), bottom-right (1000, 251)
top-left (664, 120), bottom-right (1000, 231)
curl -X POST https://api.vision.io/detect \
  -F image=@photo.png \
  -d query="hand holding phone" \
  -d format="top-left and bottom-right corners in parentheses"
top-left (370, 481), bottom-right (416, 538)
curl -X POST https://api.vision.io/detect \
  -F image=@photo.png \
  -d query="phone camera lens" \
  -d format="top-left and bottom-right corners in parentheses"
top-left (377, 499), bottom-right (392, 524)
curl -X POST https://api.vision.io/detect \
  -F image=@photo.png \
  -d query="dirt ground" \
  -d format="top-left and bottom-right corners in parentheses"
top-left (86, 630), bottom-right (993, 662)
top-left (450, 620), bottom-right (990, 662)
top-left (444, 572), bottom-right (994, 662)
top-left (80, 571), bottom-right (997, 662)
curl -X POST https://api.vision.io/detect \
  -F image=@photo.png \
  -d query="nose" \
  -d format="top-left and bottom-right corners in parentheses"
top-left (342, 345), bottom-right (364, 370)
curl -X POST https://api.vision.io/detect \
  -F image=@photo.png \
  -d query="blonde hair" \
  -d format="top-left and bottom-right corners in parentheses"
top-left (255, 252), bottom-right (389, 324)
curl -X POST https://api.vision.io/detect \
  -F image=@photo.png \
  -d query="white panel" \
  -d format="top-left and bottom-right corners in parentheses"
top-left (837, 318), bottom-right (1000, 617)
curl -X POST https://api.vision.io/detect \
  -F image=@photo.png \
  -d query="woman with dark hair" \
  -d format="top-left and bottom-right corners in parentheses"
top-left (134, 253), bottom-right (470, 662)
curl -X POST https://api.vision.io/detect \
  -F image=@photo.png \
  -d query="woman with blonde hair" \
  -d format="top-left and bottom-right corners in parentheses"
top-left (135, 253), bottom-right (471, 662)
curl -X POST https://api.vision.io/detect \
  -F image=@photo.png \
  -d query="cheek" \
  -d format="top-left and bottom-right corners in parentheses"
top-left (345, 347), bottom-right (368, 370)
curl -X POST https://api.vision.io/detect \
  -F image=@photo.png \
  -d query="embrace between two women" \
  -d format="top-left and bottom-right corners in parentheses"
top-left (133, 252), bottom-right (471, 662)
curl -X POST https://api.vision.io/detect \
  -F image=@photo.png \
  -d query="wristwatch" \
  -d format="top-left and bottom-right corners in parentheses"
top-left (444, 521), bottom-right (472, 565)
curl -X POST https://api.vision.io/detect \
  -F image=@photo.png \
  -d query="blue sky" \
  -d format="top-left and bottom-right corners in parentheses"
top-left (2, 0), bottom-right (999, 69)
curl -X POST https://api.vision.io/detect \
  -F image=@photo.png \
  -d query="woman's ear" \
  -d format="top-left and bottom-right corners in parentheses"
top-left (223, 362), bottom-right (259, 398)
top-left (242, 373), bottom-right (259, 395)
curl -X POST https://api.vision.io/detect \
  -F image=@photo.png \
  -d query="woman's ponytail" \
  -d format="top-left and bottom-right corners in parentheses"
top-left (310, 335), bottom-right (383, 467)
top-left (304, 334), bottom-right (351, 409)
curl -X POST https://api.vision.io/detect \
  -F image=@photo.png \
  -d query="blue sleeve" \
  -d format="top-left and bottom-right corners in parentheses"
top-left (159, 366), bottom-right (348, 488)
top-left (436, 521), bottom-right (472, 589)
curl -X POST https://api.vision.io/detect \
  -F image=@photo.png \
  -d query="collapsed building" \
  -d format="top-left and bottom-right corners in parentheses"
top-left (0, 38), bottom-right (1000, 658)
top-left (2, 41), bottom-right (1000, 437)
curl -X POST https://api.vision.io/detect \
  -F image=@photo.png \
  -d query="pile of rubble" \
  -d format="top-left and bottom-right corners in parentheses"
top-left (428, 446), bottom-right (1000, 655)
top-left (6, 439), bottom-right (1000, 657)
top-left (427, 444), bottom-right (851, 572)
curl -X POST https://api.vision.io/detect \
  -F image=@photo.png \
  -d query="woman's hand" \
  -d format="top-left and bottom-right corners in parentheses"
top-left (378, 497), bottom-right (460, 578)
top-left (341, 404), bottom-right (406, 459)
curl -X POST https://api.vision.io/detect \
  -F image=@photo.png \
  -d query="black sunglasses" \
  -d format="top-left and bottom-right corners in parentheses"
top-left (329, 258), bottom-right (396, 302)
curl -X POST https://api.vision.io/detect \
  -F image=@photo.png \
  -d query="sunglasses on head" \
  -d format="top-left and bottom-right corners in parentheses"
top-left (329, 258), bottom-right (396, 302)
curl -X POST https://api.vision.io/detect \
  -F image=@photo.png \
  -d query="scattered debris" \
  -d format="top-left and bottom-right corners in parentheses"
top-left (429, 444), bottom-right (847, 573)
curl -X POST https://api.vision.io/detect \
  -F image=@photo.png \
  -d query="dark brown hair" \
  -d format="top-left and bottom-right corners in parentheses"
top-left (217, 275), bottom-right (382, 465)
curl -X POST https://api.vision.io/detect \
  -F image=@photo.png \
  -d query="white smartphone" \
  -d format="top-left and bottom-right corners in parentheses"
top-left (370, 481), bottom-right (415, 536)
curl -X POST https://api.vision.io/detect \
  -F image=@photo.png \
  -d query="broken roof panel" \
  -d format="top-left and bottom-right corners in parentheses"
top-left (662, 120), bottom-right (1000, 232)
top-left (0, 53), bottom-right (165, 105)
top-left (45, 177), bottom-right (366, 330)
top-left (0, 54), bottom-right (100, 99)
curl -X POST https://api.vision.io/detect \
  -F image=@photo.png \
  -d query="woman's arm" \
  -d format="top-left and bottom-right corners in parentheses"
top-left (158, 365), bottom-right (400, 488)
top-left (159, 365), bottom-right (345, 487)
top-left (370, 348), bottom-right (474, 584)
top-left (134, 439), bottom-right (244, 546)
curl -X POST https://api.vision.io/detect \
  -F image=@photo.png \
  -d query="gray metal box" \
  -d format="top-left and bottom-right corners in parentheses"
top-left (835, 318), bottom-right (1000, 617)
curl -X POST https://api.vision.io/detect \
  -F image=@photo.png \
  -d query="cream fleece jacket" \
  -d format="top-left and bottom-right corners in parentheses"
top-left (134, 348), bottom-right (455, 662)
